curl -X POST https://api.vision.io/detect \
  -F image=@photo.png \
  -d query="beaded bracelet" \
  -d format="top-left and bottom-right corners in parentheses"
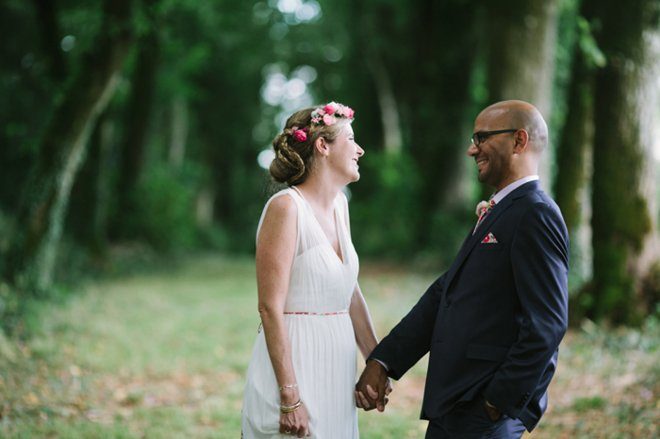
top-left (280, 399), bottom-right (303, 414)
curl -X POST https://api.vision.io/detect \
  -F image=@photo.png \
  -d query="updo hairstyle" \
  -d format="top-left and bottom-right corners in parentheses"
top-left (269, 107), bottom-right (348, 185)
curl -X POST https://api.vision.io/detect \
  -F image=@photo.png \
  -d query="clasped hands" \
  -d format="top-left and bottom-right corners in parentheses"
top-left (355, 360), bottom-right (393, 412)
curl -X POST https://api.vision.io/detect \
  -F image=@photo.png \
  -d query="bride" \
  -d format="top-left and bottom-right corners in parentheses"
top-left (242, 102), bottom-right (383, 438)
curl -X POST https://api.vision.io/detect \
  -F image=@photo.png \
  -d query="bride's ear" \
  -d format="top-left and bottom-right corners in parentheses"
top-left (315, 136), bottom-right (330, 157)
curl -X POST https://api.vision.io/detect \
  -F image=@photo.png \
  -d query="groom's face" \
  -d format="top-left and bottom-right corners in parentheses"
top-left (468, 110), bottom-right (515, 189)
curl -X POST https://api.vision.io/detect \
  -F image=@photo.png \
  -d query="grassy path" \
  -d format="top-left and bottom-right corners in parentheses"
top-left (1, 255), bottom-right (657, 438)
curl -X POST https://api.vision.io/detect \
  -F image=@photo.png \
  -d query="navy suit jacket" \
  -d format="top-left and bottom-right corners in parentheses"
top-left (370, 181), bottom-right (569, 431)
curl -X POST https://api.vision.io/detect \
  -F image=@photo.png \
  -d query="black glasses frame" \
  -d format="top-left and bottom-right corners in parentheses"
top-left (471, 129), bottom-right (518, 146)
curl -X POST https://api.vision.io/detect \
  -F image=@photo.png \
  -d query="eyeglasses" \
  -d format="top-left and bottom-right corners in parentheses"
top-left (470, 129), bottom-right (518, 146)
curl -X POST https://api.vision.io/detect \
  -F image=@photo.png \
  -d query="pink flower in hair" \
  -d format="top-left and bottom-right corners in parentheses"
top-left (323, 114), bottom-right (336, 125)
top-left (293, 129), bottom-right (307, 142)
top-left (310, 102), bottom-right (354, 126)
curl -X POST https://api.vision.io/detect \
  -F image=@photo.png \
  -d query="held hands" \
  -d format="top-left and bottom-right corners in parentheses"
top-left (355, 360), bottom-right (393, 412)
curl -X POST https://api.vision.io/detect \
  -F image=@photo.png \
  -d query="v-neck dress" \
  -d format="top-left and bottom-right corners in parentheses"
top-left (242, 188), bottom-right (360, 438)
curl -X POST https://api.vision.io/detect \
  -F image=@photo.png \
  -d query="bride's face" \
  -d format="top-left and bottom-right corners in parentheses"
top-left (327, 124), bottom-right (364, 183)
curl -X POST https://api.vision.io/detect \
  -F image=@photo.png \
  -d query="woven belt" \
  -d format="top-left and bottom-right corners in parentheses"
top-left (283, 310), bottom-right (348, 316)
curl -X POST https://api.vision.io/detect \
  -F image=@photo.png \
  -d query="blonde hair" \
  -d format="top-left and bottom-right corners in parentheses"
top-left (270, 107), bottom-right (350, 185)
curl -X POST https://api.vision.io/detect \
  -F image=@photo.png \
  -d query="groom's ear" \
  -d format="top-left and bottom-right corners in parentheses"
top-left (315, 136), bottom-right (330, 157)
top-left (512, 129), bottom-right (529, 154)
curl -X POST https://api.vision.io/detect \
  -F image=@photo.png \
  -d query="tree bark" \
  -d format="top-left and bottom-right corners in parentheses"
top-left (590, 0), bottom-right (659, 323)
top-left (553, 0), bottom-right (602, 298)
top-left (554, 14), bottom-right (597, 233)
top-left (554, 46), bottom-right (593, 229)
top-left (32, 0), bottom-right (66, 81)
top-left (168, 94), bottom-right (189, 168)
top-left (368, 52), bottom-right (403, 155)
top-left (409, 0), bottom-right (480, 243)
top-left (350, 0), bottom-right (403, 155)
top-left (485, 0), bottom-right (559, 188)
top-left (115, 3), bottom-right (159, 233)
top-left (3, 0), bottom-right (134, 289)
top-left (68, 112), bottom-right (115, 256)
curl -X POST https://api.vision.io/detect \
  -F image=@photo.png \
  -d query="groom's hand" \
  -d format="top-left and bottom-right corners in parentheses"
top-left (355, 360), bottom-right (391, 412)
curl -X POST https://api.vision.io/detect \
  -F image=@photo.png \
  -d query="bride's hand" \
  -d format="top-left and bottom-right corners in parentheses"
top-left (279, 402), bottom-right (310, 437)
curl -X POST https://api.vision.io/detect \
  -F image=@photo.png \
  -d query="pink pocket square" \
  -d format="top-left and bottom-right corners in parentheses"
top-left (481, 232), bottom-right (498, 244)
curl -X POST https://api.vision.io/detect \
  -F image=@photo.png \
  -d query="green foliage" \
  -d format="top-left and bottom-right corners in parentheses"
top-left (576, 16), bottom-right (607, 68)
top-left (0, 282), bottom-right (21, 334)
top-left (572, 395), bottom-right (606, 412)
top-left (0, 0), bottom-right (657, 326)
top-left (128, 162), bottom-right (203, 251)
top-left (426, 208), bottom-right (473, 268)
top-left (351, 151), bottom-right (421, 258)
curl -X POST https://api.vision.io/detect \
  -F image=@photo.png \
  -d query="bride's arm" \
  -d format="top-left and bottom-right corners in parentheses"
top-left (256, 195), bottom-right (300, 405)
top-left (349, 284), bottom-right (379, 359)
top-left (340, 192), bottom-right (378, 359)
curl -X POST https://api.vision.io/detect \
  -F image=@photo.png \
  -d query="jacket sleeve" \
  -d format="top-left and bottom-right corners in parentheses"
top-left (368, 273), bottom-right (446, 380)
top-left (483, 202), bottom-right (569, 417)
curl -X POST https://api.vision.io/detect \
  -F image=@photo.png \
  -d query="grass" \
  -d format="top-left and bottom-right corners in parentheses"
top-left (0, 254), bottom-right (658, 438)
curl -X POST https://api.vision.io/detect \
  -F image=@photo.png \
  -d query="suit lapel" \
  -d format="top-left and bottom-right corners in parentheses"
top-left (442, 181), bottom-right (540, 293)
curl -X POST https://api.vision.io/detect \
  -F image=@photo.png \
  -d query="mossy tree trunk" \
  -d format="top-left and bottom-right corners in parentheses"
top-left (554, 49), bottom-right (593, 231)
top-left (553, 0), bottom-right (600, 294)
top-left (484, 0), bottom-right (559, 190)
top-left (3, 0), bottom-right (134, 290)
top-left (590, 0), bottom-right (659, 323)
top-left (554, 0), bottom-right (599, 234)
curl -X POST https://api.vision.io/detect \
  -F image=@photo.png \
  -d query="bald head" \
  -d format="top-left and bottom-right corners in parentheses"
top-left (480, 100), bottom-right (548, 152)
top-left (468, 100), bottom-right (548, 189)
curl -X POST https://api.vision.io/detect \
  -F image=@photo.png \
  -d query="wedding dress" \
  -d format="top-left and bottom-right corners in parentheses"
top-left (242, 187), bottom-right (360, 438)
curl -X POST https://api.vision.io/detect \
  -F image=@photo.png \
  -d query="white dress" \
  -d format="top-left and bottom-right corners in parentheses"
top-left (242, 187), bottom-right (360, 438)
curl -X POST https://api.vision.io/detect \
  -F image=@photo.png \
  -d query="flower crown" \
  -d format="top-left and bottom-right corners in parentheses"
top-left (311, 102), bottom-right (355, 126)
top-left (288, 102), bottom-right (355, 143)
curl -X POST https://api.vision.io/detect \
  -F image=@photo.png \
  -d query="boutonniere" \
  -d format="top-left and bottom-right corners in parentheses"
top-left (475, 199), bottom-right (495, 217)
top-left (476, 200), bottom-right (490, 217)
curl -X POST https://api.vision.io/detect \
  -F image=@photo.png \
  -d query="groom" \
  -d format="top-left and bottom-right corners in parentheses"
top-left (356, 100), bottom-right (569, 438)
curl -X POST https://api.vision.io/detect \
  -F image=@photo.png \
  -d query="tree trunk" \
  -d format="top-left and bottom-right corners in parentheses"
top-left (90, 117), bottom-right (116, 255)
top-left (196, 185), bottom-right (215, 229)
top-left (554, 38), bottom-right (595, 232)
top-left (3, 0), bottom-right (134, 289)
top-left (32, 0), bottom-right (66, 82)
top-left (368, 53), bottom-right (403, 154)
top-left (590, 0), bottom-right (659, 323)
top-left (349, 0), bottom-right (403, 155)
top-left (68, 112), bottom-right (116, 256)
top-left (115, 0), bottom-right (159, 234)
top-left (485, 0), bottom-right (559, 188)
top-left (409, 0), bottom-right (480, 244)
top-left (168, 94), bottom-right (189, 168)
top-left (553, 0), bottom-right (599, 292)
top-left (553, 47), bottom-right (593, 228)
